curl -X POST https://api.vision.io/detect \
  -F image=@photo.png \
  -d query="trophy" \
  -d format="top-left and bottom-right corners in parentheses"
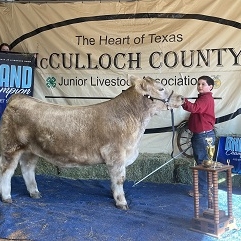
top-left (202, 137), bottom-right (215, 168)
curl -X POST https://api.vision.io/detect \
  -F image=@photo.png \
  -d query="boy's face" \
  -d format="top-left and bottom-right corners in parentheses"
top-left (0, 45), bottom-right (10, 51)
top-left (197, 79), bottom-right (213, 94)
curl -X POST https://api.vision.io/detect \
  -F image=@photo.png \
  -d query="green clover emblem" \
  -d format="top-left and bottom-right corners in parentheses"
top-left (46, 77), bottom-right (56, 88)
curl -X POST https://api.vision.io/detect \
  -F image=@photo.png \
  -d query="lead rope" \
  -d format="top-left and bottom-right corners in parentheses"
top-left (132, 145), bottom-right (191, 187)
top-left (170, 108), bottom-right (175, 158)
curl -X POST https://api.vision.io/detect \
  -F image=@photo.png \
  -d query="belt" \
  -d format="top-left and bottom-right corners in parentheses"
top-left (193, 129), bottom-right (213, 134)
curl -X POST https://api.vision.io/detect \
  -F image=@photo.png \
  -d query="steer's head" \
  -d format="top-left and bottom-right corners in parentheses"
top-left (130, 75), bottom-right (184, 110)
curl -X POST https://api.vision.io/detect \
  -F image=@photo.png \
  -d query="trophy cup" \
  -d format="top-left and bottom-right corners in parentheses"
top-left (202, 137), bottom-right (215, 168)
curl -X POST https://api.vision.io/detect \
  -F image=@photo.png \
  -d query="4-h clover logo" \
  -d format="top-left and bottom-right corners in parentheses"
top-left (46, 77), bottom-right (56, 88)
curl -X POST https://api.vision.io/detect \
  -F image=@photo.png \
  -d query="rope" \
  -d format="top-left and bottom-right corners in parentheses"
top-left (170, 108), bottom-right (175, 158)
top-left (132, 146), bottom-right (192, 187)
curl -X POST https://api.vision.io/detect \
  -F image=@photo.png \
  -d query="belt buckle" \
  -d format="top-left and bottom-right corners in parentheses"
top-left (203, 130), bottom-right (212, 134)
top-left (195, 130), bottom-right (212, 134)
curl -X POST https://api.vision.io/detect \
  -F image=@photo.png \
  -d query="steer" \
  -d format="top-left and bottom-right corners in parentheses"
top-left (0, 75), bottom-right (184, 210)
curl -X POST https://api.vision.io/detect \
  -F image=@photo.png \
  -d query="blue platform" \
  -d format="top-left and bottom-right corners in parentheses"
top-left (0, 175), bottom-right (240, 241)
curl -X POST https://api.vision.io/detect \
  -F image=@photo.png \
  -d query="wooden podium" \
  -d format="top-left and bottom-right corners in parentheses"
top-left (190, 164), bottom-right (237, 238)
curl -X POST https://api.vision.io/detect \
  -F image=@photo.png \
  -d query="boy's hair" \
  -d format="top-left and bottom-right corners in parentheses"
top-left (198, 76), bottom-right (214, 88)
top-left (0, 43), bottom-right (11, 51)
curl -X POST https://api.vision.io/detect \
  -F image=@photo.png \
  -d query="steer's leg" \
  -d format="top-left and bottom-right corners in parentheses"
top-left (20, 153), bottom-right (41, 199)
top-left (0, 152), bottom-right (22, 203)
top-left (107, 163), bottom-right (128, 210)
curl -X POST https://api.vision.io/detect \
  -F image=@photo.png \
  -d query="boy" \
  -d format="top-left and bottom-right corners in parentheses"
top-left (0, 43), bottom-right (11, 52)
top-left (182, 76), bottom-right (216, 197)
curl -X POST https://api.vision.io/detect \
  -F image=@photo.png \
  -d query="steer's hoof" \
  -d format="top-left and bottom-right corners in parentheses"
top-left (2, 198), bottom-right (12, 204)
top-left (30, 192), bottom-right (42, 199)
top-left (116, 204), bottom-right (129, 210)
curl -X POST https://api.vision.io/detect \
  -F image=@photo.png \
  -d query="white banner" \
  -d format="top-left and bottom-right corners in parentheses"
top-left (0, 0), bottom-right (241, 153)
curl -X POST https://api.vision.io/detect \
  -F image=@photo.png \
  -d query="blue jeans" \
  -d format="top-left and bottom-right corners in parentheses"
top-left (191, 130), bottom-right (216, 195)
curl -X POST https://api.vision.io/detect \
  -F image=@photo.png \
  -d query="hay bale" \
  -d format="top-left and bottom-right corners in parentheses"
top-left (126, 153), bottom-right (174, 183)
top-left (174, 157), bottom-right (241, 188)
top-left (58, 164), bottom-right (109, 180)
top-left (13, 154), bottom-right (241, 188)
top-left (217, 172), bottom-right (241, 188)
top-left (174, 158), bottom-right (194, 185)
top-left (231, 174), bottom-right (241, 187)
top-left (14, 153), bottom-right (174, 183)
top-left (57, 153), bottom-right (175, 183)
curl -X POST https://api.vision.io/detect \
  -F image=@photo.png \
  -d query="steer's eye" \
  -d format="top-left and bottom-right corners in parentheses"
top-left (159, 88), bottom-right (164, 91)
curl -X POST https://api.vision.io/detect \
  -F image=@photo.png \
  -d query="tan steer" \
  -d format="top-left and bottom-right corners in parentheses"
top-left (0, 76), bottom-right (184, 210)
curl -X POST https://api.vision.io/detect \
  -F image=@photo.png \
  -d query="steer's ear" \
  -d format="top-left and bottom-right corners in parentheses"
top-left (140, 81), bottom-right (148, 91)
top-left (129, 75), bottom-right (150, 95)
top-left (129, 75), bottom-right (138, 86)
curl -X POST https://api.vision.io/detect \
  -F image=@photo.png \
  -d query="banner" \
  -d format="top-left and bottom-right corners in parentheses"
top-left (0, 52), bottom-right (35, 117)
top-left (0, 1), bottom-right (240, 153)
top-left (216, 136), bottom-right (241, 174)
